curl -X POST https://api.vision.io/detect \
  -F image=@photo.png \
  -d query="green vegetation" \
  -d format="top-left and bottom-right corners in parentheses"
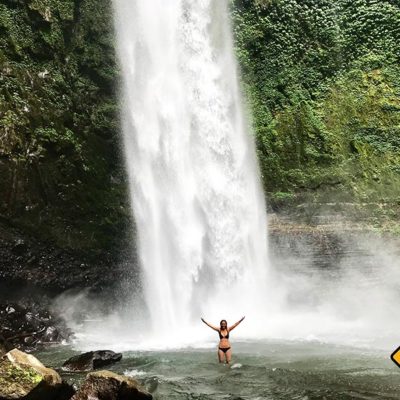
top-left (0, 360), bottom-right (42, 389)
top-left (0, 0), bottom-right (131, 251)
top-left (231, 0), bottom-right (400, 229)
top-left (0, 0), bottom-right (399, 250)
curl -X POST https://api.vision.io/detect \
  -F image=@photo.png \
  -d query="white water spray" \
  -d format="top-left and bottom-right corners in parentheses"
top-left (113, 0), bottom-right (270, 339)
top-left (57, 0), bottom-right (400, 352)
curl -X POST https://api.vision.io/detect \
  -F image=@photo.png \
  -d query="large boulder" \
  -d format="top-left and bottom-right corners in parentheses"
top-left (62, 350), bottom-right (122, 372)
top-left (0, 349), bottom-right (74, 400)
top-left (71, 370), bottom-right (152, 400)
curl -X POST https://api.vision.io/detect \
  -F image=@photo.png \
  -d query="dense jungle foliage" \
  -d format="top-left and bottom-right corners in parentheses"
top-left (0, 0), bottom-right (399, 252)
top-left (0, 0), bottom-right (131, 252)
top-left (232, 0), bottom-right (400, 228)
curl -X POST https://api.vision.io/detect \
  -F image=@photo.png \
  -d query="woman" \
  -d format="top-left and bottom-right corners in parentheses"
top-left (201, 316), bottom-right (245, 364)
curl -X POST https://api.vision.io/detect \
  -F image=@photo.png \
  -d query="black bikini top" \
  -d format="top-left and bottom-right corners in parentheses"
top-left (219, 329), bottom-right (229, 339)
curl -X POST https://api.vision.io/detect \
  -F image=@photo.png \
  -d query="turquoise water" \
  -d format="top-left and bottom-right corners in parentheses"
top-left (37, 340), bottom-right (400, 399)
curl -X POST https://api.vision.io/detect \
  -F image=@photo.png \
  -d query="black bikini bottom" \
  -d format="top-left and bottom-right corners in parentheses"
top-left (219, 347), bottom-right (231, 353)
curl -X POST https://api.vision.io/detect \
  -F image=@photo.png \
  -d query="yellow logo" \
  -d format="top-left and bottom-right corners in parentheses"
top-left (391, 347), bottom-right (400, 368)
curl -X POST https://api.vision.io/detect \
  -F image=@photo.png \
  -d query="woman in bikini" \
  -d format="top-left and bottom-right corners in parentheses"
top-left (201, 316), bottom-right (245, 364)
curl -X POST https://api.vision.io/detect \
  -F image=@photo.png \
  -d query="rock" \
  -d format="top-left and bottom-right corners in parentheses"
top-left (0, 335), bottom-right (13, 356)
top-left (41, 326), bottom-right (60, 342)
top-left (24, 336), bottom-right (35, 345)
top-left (62, 350), bottom-right (123, 372)
top-left (12, 240), bottom-right (26, 256)
top-left (6, 306), bottom-right (16, 315)
top-left (71, 370), bottom-right (152, 400)
top-left (0, 348), bottom-right (75, 400)
top-left (142, 377), bottom-right (158, 394)
top-left (0, 302), bottom-right (71, 352)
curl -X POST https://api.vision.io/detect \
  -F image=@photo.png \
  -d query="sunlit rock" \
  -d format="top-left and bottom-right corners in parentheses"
top-left (72, 370), bottom-right (152, 400)
top-left (0, 349), bottom-right (74, 400)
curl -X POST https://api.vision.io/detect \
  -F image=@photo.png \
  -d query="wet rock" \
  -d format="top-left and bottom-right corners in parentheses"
top-left (41, 326), bottom-right (60, 342)
top-left (6, 305), bottom-right (16, 315)
top-left (0, 302), bottom-right (71, 352)
top-left (62, 350), bottom-right (123, 372)
top-left (12, 239), bottom-right (27, 256)
top-left (143, 377), bottom-right (158, 393)
top-left (0, 335), bottom-right (13, 356)
top-left (71, 370), bottom-right (152, 400)
top-left (0, 348), bottom-right (75, 400)
top-left (0, 220), bottom-right (130, 294)
top-left (24, 336), bottom-right (35, 346)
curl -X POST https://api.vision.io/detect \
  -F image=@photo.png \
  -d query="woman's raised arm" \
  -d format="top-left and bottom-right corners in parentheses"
top-left (201, 317), bottom-right (219, 331)
top-left (228, 316), bottom-right (245, 331)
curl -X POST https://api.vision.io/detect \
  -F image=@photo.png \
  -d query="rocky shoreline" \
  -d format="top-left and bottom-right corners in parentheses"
top-left (0, 348), bottom-right (152, 400)
top-left (0, 219), bottom-right (137, 295)
top-left (0, 301), bottom-right (72, 354)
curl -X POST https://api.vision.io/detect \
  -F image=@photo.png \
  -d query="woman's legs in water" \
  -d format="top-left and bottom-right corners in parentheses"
top-left (225, 348), bottom-right (232, 364)
top-left (217, 348), bottom-right (232, 364)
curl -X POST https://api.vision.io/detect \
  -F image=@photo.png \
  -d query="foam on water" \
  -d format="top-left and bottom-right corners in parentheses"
top-left (124, 369), bottom-right (147, 377)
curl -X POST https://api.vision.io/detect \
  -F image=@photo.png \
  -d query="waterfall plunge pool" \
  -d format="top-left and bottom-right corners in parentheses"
top-left (37, 340), bottom-right (399, 399)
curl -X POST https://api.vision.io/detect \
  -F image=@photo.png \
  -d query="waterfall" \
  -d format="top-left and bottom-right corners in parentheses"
top-left (112, 0), bottom-right (269, 340)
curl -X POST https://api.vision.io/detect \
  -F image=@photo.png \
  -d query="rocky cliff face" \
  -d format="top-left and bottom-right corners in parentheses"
top-left (0, 219), bottom-right (136, 295)
top-left (1, 0), bottom-right (399, 299)
top-left (0, 0), bottom-right (132, 254)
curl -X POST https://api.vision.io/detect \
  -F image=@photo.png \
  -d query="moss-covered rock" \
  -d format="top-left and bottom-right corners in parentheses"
top-left (0, 361), bottom-right (42, 398)
top-left (0, 348), bottom-right (74, 400)
top-left (0, 0), bottom-right (132, 254)
top-left (231, 0), bottom-right (400, 228)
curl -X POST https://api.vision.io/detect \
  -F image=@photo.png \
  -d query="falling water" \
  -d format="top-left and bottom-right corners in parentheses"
top-left (112, 0), bottom-right (270, 339)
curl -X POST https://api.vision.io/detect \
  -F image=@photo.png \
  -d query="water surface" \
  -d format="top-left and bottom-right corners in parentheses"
top-left (38, 340), bottom-right (400, 399)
